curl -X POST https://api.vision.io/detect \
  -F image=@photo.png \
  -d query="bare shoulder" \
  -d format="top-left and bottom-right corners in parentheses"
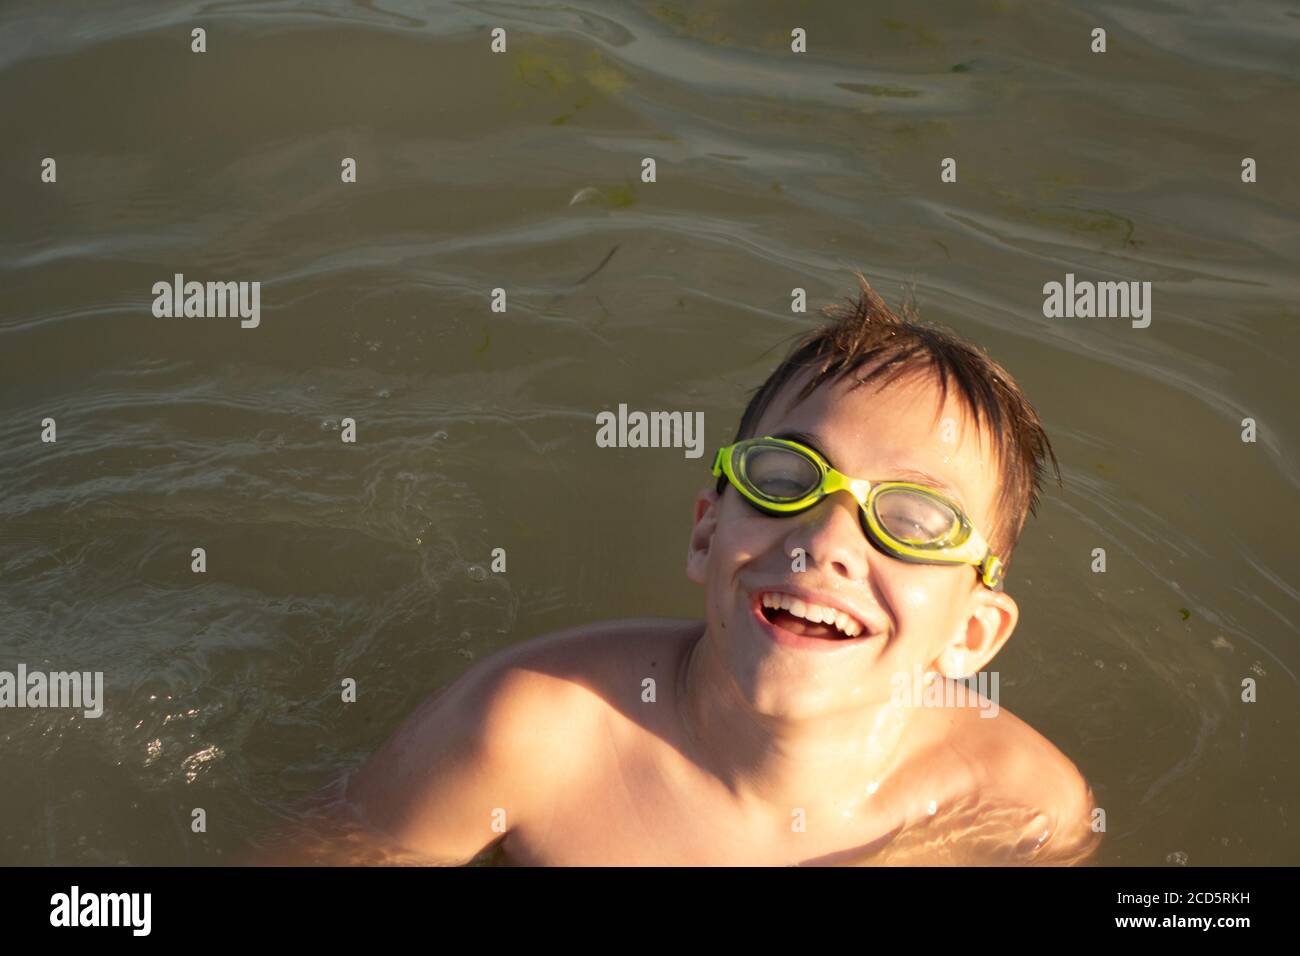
top-left (475, 617), bottom-right (704, 757)
top-left (342, 618), bottom-right (698, 863)
top-left (495, 617), bottom-right (701, 699)
top-left (958, 703), bottom-right (1101, 864)
top-left (902, 694), bottom-right (1099, 866)
top-left (498, 617), bottom-right (700, 673)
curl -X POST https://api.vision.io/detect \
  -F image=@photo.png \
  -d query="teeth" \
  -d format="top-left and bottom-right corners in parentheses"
top-left (759, 592), bottom-right (865, 638)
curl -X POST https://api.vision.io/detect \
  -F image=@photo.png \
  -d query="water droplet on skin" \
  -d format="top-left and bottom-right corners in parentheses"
top-left (927, 800), bottom-right (938, 815)
top-left (866, 781), bottom-right (880, 796)
top-left (1015, 814), bottom-right (1053, 855)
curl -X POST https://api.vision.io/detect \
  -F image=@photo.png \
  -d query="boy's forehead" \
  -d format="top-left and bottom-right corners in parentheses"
top-left (752, 369), bottom-right (998, 516)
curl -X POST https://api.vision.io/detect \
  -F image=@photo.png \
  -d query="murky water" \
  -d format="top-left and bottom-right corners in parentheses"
top-left (1, 0), bottom-right (1298, 866)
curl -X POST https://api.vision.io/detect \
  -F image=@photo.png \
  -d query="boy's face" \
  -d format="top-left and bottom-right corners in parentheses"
top-left (687, 367), bottom-right (1020, 719)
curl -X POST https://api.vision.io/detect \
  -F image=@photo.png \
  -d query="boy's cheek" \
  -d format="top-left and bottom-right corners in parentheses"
top-left (887, 579), bottom-right (975, 654)
top-left (710, 517), bottom-right (770, 568)
top-left (894, 581), bottom-right (935, 613)
top-left (875, 580), bottom-right (947, 639)
top-left (890, 568), bottom-right (969, 615)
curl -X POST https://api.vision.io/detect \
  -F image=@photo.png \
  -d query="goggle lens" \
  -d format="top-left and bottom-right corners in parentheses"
top-left (872, 486), bottom-right (962, 548)
top-left (740, 445), bottom-right (821, 501)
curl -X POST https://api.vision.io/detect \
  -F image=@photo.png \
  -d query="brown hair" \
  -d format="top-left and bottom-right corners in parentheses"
top-left (719, 271), bottom-right (1061, 572)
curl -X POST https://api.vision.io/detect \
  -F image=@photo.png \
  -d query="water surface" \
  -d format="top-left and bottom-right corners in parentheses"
top-left (1, 0), bottom-right (1298, 865)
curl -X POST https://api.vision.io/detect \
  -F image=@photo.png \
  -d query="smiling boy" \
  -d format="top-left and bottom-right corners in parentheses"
top-left (339, 272), bottom-right (1100, 866)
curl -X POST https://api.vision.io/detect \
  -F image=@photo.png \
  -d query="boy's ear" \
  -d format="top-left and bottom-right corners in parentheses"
top-left (933, 587), bottom-right (1019, 679)
top-left (686, 487), bottom-right (721, 584)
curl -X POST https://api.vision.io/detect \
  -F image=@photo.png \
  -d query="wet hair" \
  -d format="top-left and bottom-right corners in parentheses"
top-left (718, 270), bottom-right (1061, 572)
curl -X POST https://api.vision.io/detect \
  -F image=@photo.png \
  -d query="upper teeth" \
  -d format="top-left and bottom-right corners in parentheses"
top-left (760, 592), bottom-right (864, 638)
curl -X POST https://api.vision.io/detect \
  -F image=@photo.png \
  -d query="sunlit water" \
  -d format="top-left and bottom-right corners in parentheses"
top-left (1, 0), bottom-right (1298, 865)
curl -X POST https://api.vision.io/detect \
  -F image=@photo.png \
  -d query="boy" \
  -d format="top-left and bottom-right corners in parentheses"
top-left (337, 272), bottom-right (1100, 866)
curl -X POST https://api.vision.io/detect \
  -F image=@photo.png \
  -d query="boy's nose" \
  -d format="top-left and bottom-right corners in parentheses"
top-left (785, 493), bottom-right (871, 581)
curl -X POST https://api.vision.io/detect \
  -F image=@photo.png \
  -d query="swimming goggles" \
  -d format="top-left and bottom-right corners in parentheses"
top-left (711, 436), bottom-right (1004, 590)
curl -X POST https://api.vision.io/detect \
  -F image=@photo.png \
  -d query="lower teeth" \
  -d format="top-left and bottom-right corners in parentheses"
top-left (768, 608), bottom-right (842, 638)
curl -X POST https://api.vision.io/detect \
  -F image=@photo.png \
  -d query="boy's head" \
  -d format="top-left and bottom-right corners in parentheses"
top-left (687, 272), bottom-right (1061, 717)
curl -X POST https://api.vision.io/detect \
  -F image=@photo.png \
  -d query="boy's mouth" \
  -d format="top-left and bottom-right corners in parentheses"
top-left (756, 590), bottom-right (868, 641)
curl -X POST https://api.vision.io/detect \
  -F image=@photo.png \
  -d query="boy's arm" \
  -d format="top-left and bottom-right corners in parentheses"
top-left (851, 776), bottom-right (1101, 867)
top-left (249, 647), bottom-right (582, 866)
top-left (341, 655), bottom-right (576, 865)
top-left (963, 742), bottom-right (1100, 866)
top-left (1024, 775), bottom-right (1103, 866)
top-left (983, 711), bottom-right (1103, 866)
top-left (863, 721), bottom-right (1102, 867)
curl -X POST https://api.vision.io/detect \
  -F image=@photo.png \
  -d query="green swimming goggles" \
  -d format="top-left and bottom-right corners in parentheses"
top-left (712, 436), bottom-right (1004, 590)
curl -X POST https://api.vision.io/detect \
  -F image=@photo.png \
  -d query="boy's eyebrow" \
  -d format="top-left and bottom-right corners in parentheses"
top-left (886, 468), bottom-right (969, 511)
top-left (772, 429), bottom-right (969, 511)
top-left (773, 429), bottom-right (834, 463)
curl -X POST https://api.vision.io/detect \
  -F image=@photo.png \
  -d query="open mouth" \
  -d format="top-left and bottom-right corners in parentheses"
top-left (757, 591), bottom-right (867, 641)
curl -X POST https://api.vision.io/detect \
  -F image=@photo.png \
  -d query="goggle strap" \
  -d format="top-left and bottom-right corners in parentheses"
top-left (980, 555), bottom-right (1005, 591)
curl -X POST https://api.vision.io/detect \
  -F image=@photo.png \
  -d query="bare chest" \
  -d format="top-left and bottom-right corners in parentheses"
top-left (498, 732), bottom-right (942, 866)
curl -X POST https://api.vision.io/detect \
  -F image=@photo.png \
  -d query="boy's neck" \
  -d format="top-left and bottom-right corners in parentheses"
top-left (675, 628), bottom-right (922, 824)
